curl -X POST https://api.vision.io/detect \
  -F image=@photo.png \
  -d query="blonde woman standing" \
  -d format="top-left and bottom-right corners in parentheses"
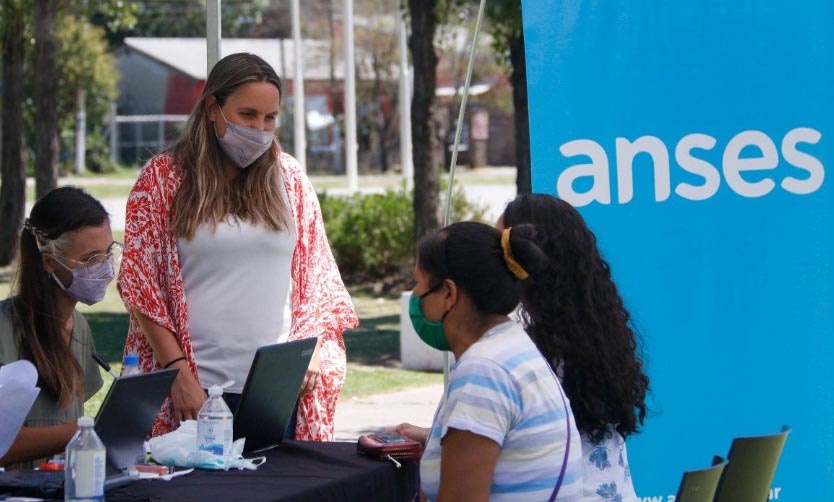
top-left (118, 53), bottom-right (358, 441)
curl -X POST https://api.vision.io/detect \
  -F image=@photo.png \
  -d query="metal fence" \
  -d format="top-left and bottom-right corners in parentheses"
top-left (109, 114), bottom-right (188, 165)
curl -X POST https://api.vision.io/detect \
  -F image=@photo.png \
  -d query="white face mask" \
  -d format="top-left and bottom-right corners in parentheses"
top-left (215, 107), bottom-right (274, 168)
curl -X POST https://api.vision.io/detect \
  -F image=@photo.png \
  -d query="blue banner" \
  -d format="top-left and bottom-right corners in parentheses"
top-left (521, 1), bottom-right (834, 500)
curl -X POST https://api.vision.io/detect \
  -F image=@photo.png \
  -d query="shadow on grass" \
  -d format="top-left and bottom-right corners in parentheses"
top-left (85, 312), bottom-right (129, 364)
top-left (343, 314), bottom-right (401, 367)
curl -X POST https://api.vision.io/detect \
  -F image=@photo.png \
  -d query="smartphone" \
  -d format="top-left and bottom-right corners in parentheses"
top-left (369, 433), bottom-right (410, 444)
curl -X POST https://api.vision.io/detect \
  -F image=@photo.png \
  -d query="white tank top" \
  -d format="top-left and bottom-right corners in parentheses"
top-left (178, 217), bottom-right (295, 393)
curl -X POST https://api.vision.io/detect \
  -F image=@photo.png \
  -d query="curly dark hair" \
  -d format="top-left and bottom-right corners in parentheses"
top-left (501, 194), bottom-right (649, 442)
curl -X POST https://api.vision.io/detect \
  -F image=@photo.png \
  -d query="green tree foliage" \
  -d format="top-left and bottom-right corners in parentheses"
top-left (21, 7), bottom-right (127, 174)
top-left (0, 0), bottom-right (130, 264)
top-left (54, 15), bottom-right (120, 172)
top-left (111, 0), bottom-right (289, 40)
top-left (319, 185), bottom-right (486, 292)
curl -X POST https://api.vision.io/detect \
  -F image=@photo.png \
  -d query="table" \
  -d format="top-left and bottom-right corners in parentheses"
top-left (107, 441), bottom-right (418, 502)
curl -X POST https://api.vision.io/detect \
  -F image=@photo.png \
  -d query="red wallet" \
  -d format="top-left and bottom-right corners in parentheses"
top-left (357, 433), bottom-right (423, 465)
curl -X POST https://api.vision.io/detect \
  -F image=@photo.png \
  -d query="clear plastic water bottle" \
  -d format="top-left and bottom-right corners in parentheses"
top-left (64, 416), bottom-right (106, 502)
top-left (121, 354), bottom-right (141, 377)
top-left (197, 385), bottom-right (233, 458)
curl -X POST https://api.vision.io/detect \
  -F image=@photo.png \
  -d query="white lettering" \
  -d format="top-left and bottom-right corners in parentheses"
top-left (556, 127), bottom-right (824, 206)
top-left (769, 486), bottom-right (782, 500)
top-left (640, 497), bottom-right (664, 502)
top-left (723, 130), bottom-right (779, 197)
top-left (674, 133), bottom-right (720, 201)
top-left (781, 127), bottom-right (824, 194)
top-left (616, 136), bottom-right (671, 203)
top-left (557, 139), bottom-right (611, 206)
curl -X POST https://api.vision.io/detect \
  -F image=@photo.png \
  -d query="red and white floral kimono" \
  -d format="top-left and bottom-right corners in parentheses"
top-left (118, 151), bottom-right (359, 441)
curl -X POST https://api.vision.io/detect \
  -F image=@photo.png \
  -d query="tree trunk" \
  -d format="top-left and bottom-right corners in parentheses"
top-left (509, 25), bottom-right (531, 194)
top-left (408, 0), bottom-right (440, 241)
top-left (0, 1), bottom-right (27, 266)
top-left (33, 0), bottom-right (60, 200)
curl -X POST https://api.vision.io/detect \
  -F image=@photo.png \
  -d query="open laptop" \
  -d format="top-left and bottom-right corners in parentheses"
top-left (0, 367), bottom-right (178, 498)
top-left (233, 338), bottom-right (317, 454)
top-left (95, 367), bottom-right (179, 477)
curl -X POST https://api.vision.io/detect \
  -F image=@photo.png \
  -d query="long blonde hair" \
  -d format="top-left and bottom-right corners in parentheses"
top-left (170, 53), bottom-right (291, 239)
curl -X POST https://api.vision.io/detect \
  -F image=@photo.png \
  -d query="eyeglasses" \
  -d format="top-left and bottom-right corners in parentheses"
top-left (59, 241), bottom-right (124, 271)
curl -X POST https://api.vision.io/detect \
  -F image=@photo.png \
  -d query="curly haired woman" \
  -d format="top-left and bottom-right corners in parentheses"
top-left (500, 194), bottom-right (650, 502)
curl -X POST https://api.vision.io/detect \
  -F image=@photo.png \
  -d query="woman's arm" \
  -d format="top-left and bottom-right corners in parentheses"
top-left (134, 310), bottom-right (205, 421)
top-left (436, 428), bottom-right (501, 502)
top-left (0, 423), bottom-right (76, 467)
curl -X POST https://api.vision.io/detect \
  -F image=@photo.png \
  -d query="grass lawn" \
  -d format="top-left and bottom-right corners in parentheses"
top-left (0, 267), bottom-right (440, 416)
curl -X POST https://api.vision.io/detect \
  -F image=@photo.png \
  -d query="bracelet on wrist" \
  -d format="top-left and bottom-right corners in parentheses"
top-left (162, 356), bottom-right (186, 369)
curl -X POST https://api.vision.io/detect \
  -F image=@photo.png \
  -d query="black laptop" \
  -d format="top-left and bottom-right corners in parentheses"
top-left (95, 367), bottom-right (179, 475)
top-left (233, 338), bottom-right (317, 454)
top-left (0, 368), bottom-right (178, 498)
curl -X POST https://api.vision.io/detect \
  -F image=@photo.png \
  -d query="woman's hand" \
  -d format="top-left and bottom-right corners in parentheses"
top-left (133, 310), bottom-right (206, 422)
top-left (298, 337), bottom-right (322, 397)
top-left (170, 361), bottom-right (206, 422)
top-left (384, 423), bottom-right (429, 445)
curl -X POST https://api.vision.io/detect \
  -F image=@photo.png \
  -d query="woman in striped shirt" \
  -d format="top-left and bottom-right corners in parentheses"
top-left (390, 222), bottom-right (583, 501)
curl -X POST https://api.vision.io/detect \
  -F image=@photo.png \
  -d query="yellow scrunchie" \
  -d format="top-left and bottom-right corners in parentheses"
top-left (501, 227), bottom-right (529, 280)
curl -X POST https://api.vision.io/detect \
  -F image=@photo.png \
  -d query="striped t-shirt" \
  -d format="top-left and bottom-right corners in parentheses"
top-left (420, 320), bottom-right (583, 501)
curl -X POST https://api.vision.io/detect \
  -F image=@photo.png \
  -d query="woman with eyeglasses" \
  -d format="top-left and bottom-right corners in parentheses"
top-left (389, 222), bottom-right (583, 501)
top-left (118, 53), bottom-right (358, 441)
top-left (0, 186), bottom-right (120, 468)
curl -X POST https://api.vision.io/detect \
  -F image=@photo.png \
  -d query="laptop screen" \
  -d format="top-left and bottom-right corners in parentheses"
top-left (0, 368), bottom-right (178, 498)
top-left (233, 338), bottom-right (316, 453)
top-left (95, 368), bottom-right (178, 475)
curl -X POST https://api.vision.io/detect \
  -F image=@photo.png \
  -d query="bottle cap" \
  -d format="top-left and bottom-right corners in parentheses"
top-left (208, 385), bottom-right (223, 397)
top-left (124, 354), bottom-right (139, 366)
top-left (77, 416), bottom-right (94, 427)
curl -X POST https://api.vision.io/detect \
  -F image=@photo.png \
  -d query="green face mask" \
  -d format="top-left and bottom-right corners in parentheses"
top-left (408, 287), bottom-right (451, 351)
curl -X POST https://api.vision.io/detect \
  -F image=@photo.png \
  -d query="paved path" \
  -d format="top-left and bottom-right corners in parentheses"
top-left (333, 383), bottom-right (443, 442)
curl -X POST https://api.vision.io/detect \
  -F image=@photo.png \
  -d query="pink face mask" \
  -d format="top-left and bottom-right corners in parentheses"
top-left (215, 108), bottom-right (275, 168)
top-left (51, 256), bottom-right (115, 306)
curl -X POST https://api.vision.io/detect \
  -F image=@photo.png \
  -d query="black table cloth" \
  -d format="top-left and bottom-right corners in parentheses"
top-left (107, 440), bottom-right (418, 502)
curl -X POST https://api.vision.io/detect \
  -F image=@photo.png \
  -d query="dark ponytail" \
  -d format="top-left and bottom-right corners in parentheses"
top-left (415, 221), bottom-right (546, 316)
top-left (9, 186), bottom-right (109, 408)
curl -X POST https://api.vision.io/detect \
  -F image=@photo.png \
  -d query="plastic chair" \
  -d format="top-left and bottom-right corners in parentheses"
top-left (675, 456), bottom-right (727, 502)
top-left (713, 426), bottom-right (790, 502)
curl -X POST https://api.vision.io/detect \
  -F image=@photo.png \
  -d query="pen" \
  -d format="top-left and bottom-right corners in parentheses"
top-left (92, 352), bottom-right (118, 379)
